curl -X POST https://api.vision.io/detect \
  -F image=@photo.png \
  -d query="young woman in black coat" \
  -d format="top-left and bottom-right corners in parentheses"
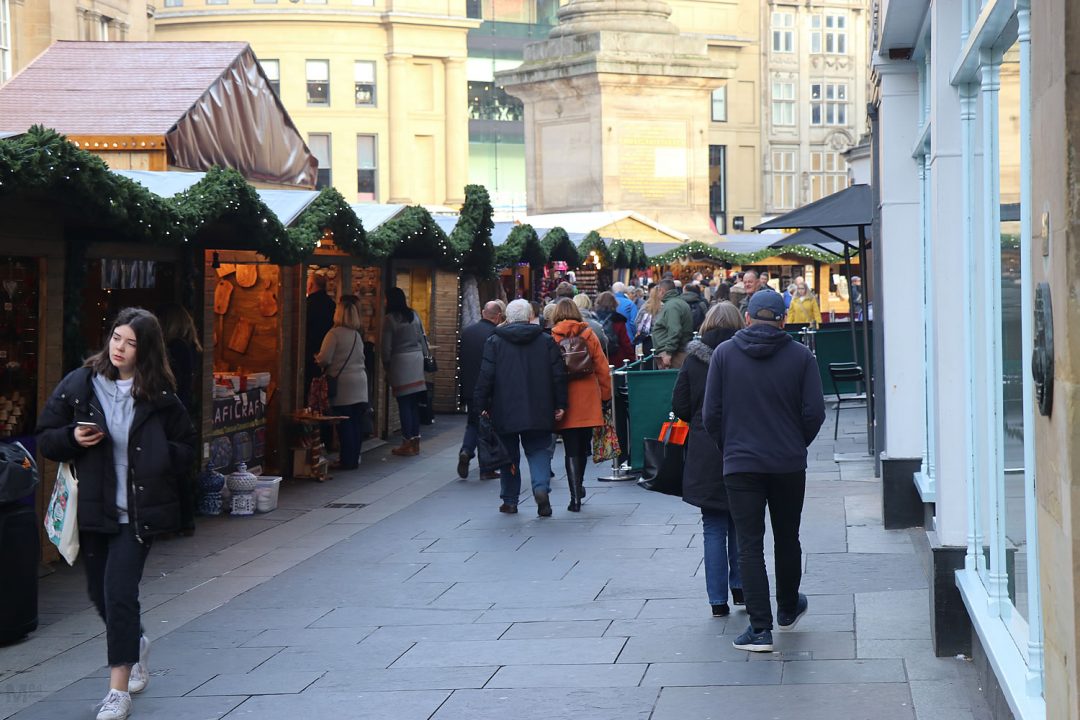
top-left (671, 301), bottom-right (745, 617)
top-left (37, 308), bottom-right (196, 720)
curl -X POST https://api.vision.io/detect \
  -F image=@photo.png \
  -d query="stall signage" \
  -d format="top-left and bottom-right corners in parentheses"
top-left (212, 387), bottom-right (266, 430)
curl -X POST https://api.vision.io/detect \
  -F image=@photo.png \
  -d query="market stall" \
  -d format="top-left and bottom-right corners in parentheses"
top-left (574, 231), bottom-right (614, 295)
top-left (495, 224), bottom-right (547, 301)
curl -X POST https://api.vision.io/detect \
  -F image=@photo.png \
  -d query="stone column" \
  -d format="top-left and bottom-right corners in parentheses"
top-left (444, 57), bottom-right (468, 206)
top-left (386, 53), bottom-right (412, 204)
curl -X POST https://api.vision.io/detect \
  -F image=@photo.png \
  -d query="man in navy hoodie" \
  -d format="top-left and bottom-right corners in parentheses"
top-left (702, 290), bottom-right (825, 652)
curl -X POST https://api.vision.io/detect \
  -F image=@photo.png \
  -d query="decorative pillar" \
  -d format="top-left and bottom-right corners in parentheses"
top-left (444, 57), bottom-right (468, 206)
top-left (386, 53), bottom-right (412, 204)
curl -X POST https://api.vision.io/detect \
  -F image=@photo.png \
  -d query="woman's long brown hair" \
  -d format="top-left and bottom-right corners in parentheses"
top-left (85, 307), bottom-right (177, 401)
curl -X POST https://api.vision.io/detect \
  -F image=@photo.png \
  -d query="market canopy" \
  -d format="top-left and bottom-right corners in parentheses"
top-left (0, 41), bottom-right (317, 187)
top-left (753, 184), bottom-right (873, 244)
top-left (766, 228), bottom-right (847, 256)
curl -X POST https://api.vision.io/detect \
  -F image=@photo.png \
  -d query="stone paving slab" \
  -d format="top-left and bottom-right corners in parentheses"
top-left (1, 413), bottom-right (994, 720)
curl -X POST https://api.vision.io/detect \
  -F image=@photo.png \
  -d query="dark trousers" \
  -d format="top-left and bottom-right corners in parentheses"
top-left (724, 471), bottom-right (806, 631)
top-left (397, 391), bottom-right (423, 439)
top-left (332, 402), bottom-right (367, 468)
top-left (560, 426), bottom-right (592, 461)
top-left (81, 524), bottom-right (151, 666)
top-left (461, 402), bottom-right (479, 457)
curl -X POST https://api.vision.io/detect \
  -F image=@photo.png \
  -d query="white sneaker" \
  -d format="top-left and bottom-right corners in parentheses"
top-left (96, 689), bottom-right (132, 720)
top-left (128, 635), bottom-right (150, 694)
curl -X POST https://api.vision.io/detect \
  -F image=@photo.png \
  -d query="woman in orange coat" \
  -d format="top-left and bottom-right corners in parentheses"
top-left (550, 298), bottom-right (612, 512)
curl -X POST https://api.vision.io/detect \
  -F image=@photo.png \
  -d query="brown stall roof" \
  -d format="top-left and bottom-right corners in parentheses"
top-left (0, 41), bottom-right (317, 187)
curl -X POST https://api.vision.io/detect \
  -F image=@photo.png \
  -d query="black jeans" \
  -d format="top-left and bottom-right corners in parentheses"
top-left (81, 524), bottom-right (151, 666)
top-left (461, 401), bottom-right (480, 458)
top-left (332, 402), bottom-right (367, 468)
top-left (560, 426), bottom-right (592, 461)
top-left (724, 471), bottom-right (806, 631)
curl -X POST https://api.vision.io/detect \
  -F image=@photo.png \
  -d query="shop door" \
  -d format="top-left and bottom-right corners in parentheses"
top-left (394, 265), bottom-right (433, 332)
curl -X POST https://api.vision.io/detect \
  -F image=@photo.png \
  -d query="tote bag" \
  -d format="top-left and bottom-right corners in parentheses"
top-left (592, 406), bottom-right (621, 464)
top-left (637, 423), bottom-right (685, 497)
top-left (44, 462), bottom-right (79, 565)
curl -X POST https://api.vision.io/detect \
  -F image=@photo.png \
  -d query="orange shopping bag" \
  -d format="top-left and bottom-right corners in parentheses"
top-left (658, 418), bottom-right (689, 445)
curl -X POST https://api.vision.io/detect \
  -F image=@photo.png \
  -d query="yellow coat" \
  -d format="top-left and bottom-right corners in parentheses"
top-left (788, 294), bottom-right (822, 325)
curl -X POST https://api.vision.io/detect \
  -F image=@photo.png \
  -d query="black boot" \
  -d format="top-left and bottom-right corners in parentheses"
top-left (574, 454), bottom-right (586, 499)
top-left (566, 456), bottom-right (582, 512)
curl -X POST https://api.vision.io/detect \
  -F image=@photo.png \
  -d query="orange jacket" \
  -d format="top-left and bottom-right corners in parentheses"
top-left (551, 320), bottom-right (612, 429)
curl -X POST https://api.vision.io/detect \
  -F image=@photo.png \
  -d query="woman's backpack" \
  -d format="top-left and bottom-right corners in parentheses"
top-left (559, 334), bottom-right (595, 378)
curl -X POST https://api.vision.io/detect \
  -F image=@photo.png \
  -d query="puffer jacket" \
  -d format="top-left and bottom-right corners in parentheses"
top-left (473, 322), bottom-right (568, 434)
top-left (37, 367), bottom-right (197, 540)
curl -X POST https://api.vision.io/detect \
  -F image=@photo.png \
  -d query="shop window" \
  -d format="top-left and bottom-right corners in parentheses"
top-left (772, 80), bottom-right (795, 127)
top-left (306, 59), bottom-right (330, 105)
top-left (309, 133), bottom-right (332, 189)
top-left (811, 13), bottom-right (847, 55)
top-left (0, 0), bottom-right (10, 83)
top-left (354, 61), bottom-right (376, 107)
top-left (711, 87), bottom-right (727, 123)
top-left (261, 59), bottom-right (280, 97)
top-left (0, 257), bottom-right (40, 440)
top-left (811, 83), bottom-right (848, 126)
top-left (772, 149), bottom-right (795, 209)
top-left (771, 11), bottom-right (794, 53)
top-left (357, 135), bottom-right (377, 202)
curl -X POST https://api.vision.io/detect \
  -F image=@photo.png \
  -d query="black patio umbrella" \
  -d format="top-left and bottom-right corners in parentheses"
top-left (755, 184), bottom-right (874, 455)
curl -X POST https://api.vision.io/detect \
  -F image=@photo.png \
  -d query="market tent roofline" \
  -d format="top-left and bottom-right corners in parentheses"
top-left (115, 170), bottom-right (319, 226)
top-left (753, 184), bottom-right (874, 237)
top-left (766, 228), bottom-right (848, 256)
top-left (520, 210), bottom-right (690, 242)
top-left (350, 203), bottom-right (407, 232)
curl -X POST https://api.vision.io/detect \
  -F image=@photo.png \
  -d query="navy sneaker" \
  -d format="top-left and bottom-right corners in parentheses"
top-left (777, 593), bottom-right (808, 631)
top-left (732, 625), bottom-right (773, 652)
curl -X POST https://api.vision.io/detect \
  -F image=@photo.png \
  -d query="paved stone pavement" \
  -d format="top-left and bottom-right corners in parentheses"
top-left (0, 408), bottom-right (993, 720)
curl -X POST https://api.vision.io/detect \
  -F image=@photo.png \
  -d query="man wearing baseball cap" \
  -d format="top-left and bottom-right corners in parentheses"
top-left (702, 290), bottom-right (826, 652)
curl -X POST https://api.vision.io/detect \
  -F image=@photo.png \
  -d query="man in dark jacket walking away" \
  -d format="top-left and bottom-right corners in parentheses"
top-left (457, 301), bottom-right (504, 479)
top-left (474, 299), bottom-right (568, 516)
top-left (681, 283), bottom-right (708, 333)
top-left (702, 290), bottom-right (825, 652)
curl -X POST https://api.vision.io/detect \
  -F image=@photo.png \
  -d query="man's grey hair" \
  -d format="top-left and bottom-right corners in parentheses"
top-left (505, 298), bottom-right (532, 324)
top-left (611, 281), bottom-right (627, 295)
top-left (743, 270), bottom-right (758, 280)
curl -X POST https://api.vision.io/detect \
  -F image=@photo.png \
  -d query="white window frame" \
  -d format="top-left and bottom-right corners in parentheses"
top-left (809, 150), bottom-right (847, 201)
top-left (771, 80), bottom-right (795, 127)
top-left (771, 149), bottom-right (795, 210)
top-left (356, 134), bottom-right (378, 202)
top-left (308, 133), bottom-right (332, 189)
top-left (163, 0), bottom-right (183, 7)
top-left (710, 87), bottom-right (727, 123)
top-left (260, 59), bottom-right (280, 96)
top-left (771, 11), bottom-right (794, 53)
top-left (811, 82), bottom-right (848, 126)
top-left (0, 0), bottom-right (11, 83)
top-left (354, 61), bottom-right (376, 107)
top-left (810, 13), bottom-right (848, 55)
top-left (306, 59), bottom-right (330, 106)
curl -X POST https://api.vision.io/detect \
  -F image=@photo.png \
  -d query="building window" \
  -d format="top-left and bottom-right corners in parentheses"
top-left (356, 135), bottom-right (377, 202)
top-left (771, 80), bottom-right (795, 127)
top-left (0, 0), bottom-right (10, 83)
top-left (712, 88), bottom-right (730, 124)
top-left (306, 60), bottom-right (330, 105)
top-left (354, 61), bottom-right (376, 107)
top-left (309, 134), bottom-right (332, 189)
top-left (466, 0), bottom-right (481, 18)
top-left (811, 13), bottom-right (847, 55)
top-left (206, 0), bottom-right (228, 5)
top-left (811, 83), bottom-right (848, 125)
top-left (772, 149), bottom-right (795, 210)
top-left (709, 145), bottom-right (726, 234)
top-left (810, 150), bottom-right (848, 201)
top-left (261, 59), bottom-right (280, 97)
top-left (771, 11), bottom-right (794, 53)
top-left (163, 0), bottom-right (183, 6)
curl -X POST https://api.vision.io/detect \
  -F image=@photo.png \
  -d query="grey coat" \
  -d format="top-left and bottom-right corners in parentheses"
top-left (382, 313), bottom-right (428, 397)
top-left (316, 326), bottom-right (368, 406)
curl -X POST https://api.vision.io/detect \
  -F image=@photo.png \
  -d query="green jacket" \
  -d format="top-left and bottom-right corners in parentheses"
top-left (651, 289), bottom-right (694, 354)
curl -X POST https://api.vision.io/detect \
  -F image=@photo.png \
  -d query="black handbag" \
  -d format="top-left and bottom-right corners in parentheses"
top-left (0, 442), bottom-right (38, 503)
top-left (637, 424), bottom-right (685, 497)
top-left (477, 414), bottom-right (513, 474)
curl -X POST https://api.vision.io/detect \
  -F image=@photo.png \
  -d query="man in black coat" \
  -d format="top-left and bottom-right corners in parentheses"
top-left (473, 299), bottom-right (567, 517)
top-left (457, 301), bottom-right (504, 478)
top-left (681, 283), bottom-right (708, 332)
top-left (305, 273), bottom-right (336, 391)
top-left (702, 290), bottom-right (825, 653)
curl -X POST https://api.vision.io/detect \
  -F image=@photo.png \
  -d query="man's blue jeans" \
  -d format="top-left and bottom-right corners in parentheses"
top-left (460, 402), bottom-right (479, 457)
top-left (701, 508), bottom-right (742, 606)
top-left (498, 430), bottom-right (554, 506)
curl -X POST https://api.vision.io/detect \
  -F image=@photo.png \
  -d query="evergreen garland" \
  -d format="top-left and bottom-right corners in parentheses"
top-left (369, 205), bottom-right (459, 268)
top-left (450, 184), bottom-right (496, 279)
top-left (646, 240), bottom-right (841, 267)
top-left (576, 230), bottom-right (612, 267)
top-left (607, 238), bottom-right (639, 269)
top-left (541, 227), bottom-right (580, 267)
top-left (496, 224), bottom-right (547, 268)
top-left (0, 126), bottom-right (184, 243)
top-left (290, 186), bottom-right (371, 261)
